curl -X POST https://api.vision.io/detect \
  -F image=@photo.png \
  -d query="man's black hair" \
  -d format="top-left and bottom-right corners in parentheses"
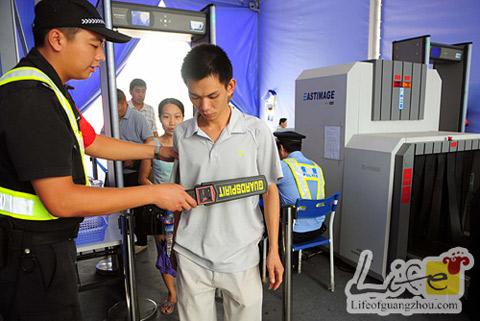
top-left (130, 78), bottom-right (147, 91)
top-left (117, 89), bottom-right (126, 102)
top-left (181, 44), bottom-right (232, 87)
top-left (279, 141), bottom-right (302, 154)
top-left (279, 118), bottom-right (287, 125)
top-left (33, 27), bottom-right (80, 47)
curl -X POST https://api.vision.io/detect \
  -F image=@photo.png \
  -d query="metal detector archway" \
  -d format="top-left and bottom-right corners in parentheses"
top-left (97, 1), bottom-right (215, 320)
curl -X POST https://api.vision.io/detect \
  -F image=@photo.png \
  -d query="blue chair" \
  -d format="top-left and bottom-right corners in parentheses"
top-left (292, 193), bottom-right (340, 291)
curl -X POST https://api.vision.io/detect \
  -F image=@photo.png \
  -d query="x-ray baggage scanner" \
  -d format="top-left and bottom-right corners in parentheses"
top-left (295, 59), bottom-right (480, 280)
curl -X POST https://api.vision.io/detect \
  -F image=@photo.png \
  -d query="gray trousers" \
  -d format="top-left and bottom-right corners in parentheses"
top-left (176, 254), bottom-right (262, 321)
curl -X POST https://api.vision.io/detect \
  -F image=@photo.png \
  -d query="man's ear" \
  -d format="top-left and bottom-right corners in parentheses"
top-left (280, 144), bottom-right (287, 157)
top-left (46, 29), bottom-right (66, 52)
top-left (226, 78), bottom-right (236, 99)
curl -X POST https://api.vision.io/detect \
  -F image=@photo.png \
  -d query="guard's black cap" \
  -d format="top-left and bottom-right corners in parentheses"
top-left (33, 0), bottom-right (131, 43)
top-left (273, 131), bottom-right (306, 144)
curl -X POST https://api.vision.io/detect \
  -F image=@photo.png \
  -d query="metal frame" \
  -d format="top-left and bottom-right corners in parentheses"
top-left (0, 0), bottom-right (19, 74)
top-left (98, 0), bottom-right (142, 319)
top-left (392, 35), bottom-right (473, 132)
top-left (98, 1), bottom-right (215, 320)
top-left (283, 206), bottom-right (293, 321)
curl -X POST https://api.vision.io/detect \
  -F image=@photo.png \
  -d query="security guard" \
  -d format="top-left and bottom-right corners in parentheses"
top-left (274, 131), bottom-right (326, 243)
top-left (0, 1), bottom-right (196, 320)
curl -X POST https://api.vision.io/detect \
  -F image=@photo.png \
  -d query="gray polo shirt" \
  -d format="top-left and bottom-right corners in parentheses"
top-left (172, 107), bottom-right (283, 273)
top-left (119, 107), bottom-right (152, 143)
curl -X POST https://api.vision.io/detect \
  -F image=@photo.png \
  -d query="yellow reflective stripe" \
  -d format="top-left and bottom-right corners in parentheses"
top-left (0, 67), bottom-right (90, 221)
top-left (0, 186), bottom-right (57, 221)
top-left (284, 158), bottom-right (312, 199)
top-left (301, 161), bottom-right (325, 199)
top-left (0, 75), bottom-right (48, 84)
top-left (284, 158), bottom-right (325, 200)
top-left (312, 161), bottom-right (325, 199)
top-left (0, 67), bottom-right (89, 187)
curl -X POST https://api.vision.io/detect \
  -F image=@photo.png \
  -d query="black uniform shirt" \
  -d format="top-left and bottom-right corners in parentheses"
top-left (0, 48), bottom-right (85, 233)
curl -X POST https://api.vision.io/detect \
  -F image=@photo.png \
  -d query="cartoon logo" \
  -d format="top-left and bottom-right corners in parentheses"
top-left (425, 248), bottom-right (473, 296)
top-left (345, 247), bottom-right (474, 315)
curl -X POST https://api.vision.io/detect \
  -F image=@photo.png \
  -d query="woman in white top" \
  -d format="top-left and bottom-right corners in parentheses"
top-left (139, 98), bottom-right (184, 315)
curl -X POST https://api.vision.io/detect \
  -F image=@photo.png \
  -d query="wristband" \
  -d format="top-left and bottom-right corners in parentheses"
top-left (154, 139), bottom-right (162, 160)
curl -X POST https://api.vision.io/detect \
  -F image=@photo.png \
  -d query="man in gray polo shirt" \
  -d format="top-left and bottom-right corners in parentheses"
top-left (172, 44), bottom-right (284, 321)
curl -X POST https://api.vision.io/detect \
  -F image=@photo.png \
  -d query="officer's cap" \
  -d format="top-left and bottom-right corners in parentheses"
top-left (273, 131), bottom-right (306, 144)
top-left (34, 0), bottom-right (131, 43)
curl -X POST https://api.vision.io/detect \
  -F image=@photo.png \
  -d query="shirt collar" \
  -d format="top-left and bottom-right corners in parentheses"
top-left (17, 48), bottom-right (69, 97)
top-left (122, 107), bottom-right (133, 120)
top-left (227, 107), bottom-right (246, 134)
top-left (17, 48), bottom-right (80, 121)
top-left (287, 151), bottom-right (304, 159)
top-left (184, 106), bottom-right (246, 138)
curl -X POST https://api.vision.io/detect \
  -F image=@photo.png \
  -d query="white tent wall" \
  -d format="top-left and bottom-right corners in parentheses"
top-left (258, 0), bottom-right (371, 129)
top-left (258, 0), bottom-right (480, 133)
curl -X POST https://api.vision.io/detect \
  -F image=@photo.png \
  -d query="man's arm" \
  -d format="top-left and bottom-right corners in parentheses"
top-left (31, 176), bottom-right (196, 217)
top-left (138, 158), bottom-right (153, 185)
top-left (263, 183), bottom-right (284, 290)
top-left (85, 134), bottom-right (176, 161)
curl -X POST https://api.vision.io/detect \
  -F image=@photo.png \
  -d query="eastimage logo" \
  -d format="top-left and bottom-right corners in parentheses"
top-left (345, 247), bottom-right (474, 316)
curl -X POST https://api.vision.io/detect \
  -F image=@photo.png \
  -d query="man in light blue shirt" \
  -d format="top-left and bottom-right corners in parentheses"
top-left (118, 89), bottom-right (152, 144)
top-left (275, 131), bottom-right (326, 244)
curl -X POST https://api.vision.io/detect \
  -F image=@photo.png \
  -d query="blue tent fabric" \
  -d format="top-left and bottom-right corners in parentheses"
top-left (166, 1), bottom-right (259, 116)
top-left (14, 1), bottom-right (480, 129)
top-left (164, 0), bottom-right (250, 9)
top-left (15, 0), bottom-right (259, 116)
top-left (258, 0), bottom-right (370, 126)
top-left (216, 6), bottom-right (258, 116)
top-left (381, 0), bottom-right (480, 133)
top-left (13, 0), bottom-right (147, 112)
top-left (15, 0), bottom-right (35, 58)
top-left (69, 0), bottom-right (156, 111)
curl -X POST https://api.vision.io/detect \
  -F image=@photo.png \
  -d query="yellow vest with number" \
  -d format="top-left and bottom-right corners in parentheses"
top-left (284, 157), bottom-right (325, 200)
top-left (0, 67), bottom-right (89, 221)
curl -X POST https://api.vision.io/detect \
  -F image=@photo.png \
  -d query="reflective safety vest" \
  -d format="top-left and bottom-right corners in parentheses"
top-left (284, 157), bottom-right (325, 200)
top-left (0, 67), bottom-right (89, 221)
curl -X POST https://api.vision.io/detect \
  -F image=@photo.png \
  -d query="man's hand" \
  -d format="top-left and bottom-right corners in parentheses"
top-left (158, 146), bottom-right (177, 162)
top-left (170, 251), bottom-right (177, 271)
top-left (266, 250), bottom-right (284, 290)
top-left (152, 183), bottom-right (196, 212)
top-left (123, 160), bottom-right (135, 168)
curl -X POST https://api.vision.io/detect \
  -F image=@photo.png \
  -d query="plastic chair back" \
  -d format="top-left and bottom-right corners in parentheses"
top-left (294, 192), bottom-right (340, 220)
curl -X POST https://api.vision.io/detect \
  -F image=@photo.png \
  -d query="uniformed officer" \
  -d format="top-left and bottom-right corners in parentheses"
top-left (274, 131), bottom-right (326, 243)
top-left (0, 1), bottom-right (196, 320)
